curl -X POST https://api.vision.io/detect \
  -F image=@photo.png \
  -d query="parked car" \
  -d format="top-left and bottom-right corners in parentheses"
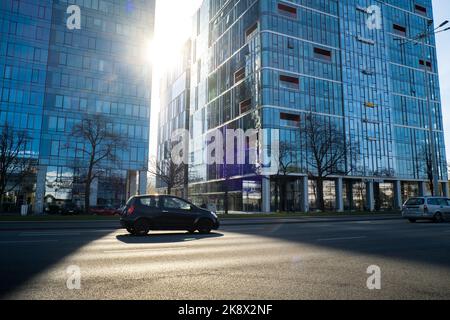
top-left (402, 197), bottom-right (450, 223)
top-left (44, 203), bottom-right (83, 215)
top-left (120, 195), bottom-right (220, 236)
top-left (90, 205), bottom-right (120, 216)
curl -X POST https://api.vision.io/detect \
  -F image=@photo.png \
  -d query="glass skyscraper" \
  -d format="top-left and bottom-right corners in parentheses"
top-left (0, 0), bottom-right (154, 214)
top-left (164, 0), bottom-right (448, 213)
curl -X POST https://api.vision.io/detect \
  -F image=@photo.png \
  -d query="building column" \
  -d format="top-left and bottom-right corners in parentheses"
top-left (442, 182), bottom-right (449, 198)
top-left (366, 180), bottom-right (375, 212)
top-left (394, 180), bottom-right (403, 210)
top-left (34, 165), bottom-right (47, 215)
top-left (346, 180), bottom-right (354, 211)
top-left (300, 176), bottom-right (309, 213)
top-left (335, 177), bottom-right (344, 213)
top-left (138, 171), bottom-right (147, 195)
top-left (127, 171), bottom-right (137, 198)
top-left (418, 181), bottom-right (426, 197)
top-left (89, 177), bottom-right (98, 207)
top-left (262, 176), bottom-right (271, 213)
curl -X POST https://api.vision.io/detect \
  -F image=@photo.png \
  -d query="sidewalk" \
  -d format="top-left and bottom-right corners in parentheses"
top-left (0, 213), bottom-right (402, 231)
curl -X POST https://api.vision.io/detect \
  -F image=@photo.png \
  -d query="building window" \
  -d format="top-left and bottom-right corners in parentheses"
top-left (393, 24), bottom-right (406, 36)
top-left (280, 112), bottom-right (300, 127)
top-left (245, 22), bottom-right (258, 40)
top-left (287, 38), bottom-right (295, 50)
top-left (278, 3), bottom-right (297, 19)
top-left (234, 67), bottom-right (246, 83)
top-left (414, 4), bottom-right (427, 16)
top-left (314, 47), bottom-right (332, 61)
top-left (280, 75), bottom-right (299, 90)
top-left (240, 99), bottom-right (252, 113)
top-left (419, 59), bottom-right (432, 71)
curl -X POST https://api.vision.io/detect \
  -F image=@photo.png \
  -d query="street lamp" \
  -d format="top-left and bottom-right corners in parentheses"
top-left (395, 19), bottom-right (450, 196)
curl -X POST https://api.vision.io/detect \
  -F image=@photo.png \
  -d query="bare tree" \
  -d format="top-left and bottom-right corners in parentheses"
top-left (272, 141), bottom-right (297, 212)
top-left (70, 114), bottom-right (126, 214)
top-left (302, 113), bottom-right (358, 211)
top-left (149, 143), bottom-right (186, 195)
top-left (418, 145), bottom-right (435, 196)
top-left (0, 124), bottom-right (35, 210)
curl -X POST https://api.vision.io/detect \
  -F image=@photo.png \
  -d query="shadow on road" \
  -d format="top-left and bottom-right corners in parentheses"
top-left (116, 232), bottom-right (224, 244)
top-left (0, 228), bottom-right (115, 298)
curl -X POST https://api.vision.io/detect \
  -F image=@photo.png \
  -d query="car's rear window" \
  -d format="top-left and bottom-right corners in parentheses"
top-left (428, 198), bottom-right (448, 206)
top-left (406, 198), bottom-right (424, 205)
top-left (138, 196), bottom-right (159, 208)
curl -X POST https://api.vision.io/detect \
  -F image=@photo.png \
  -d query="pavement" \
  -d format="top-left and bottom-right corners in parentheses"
top-left (0, 216), bottom-right (449, 299)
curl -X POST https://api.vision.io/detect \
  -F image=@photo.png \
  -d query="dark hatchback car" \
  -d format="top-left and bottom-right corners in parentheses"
top-left (120, 195), bottom-right (220, 236)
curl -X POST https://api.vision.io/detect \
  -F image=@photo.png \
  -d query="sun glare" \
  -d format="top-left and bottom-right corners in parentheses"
top-left (145, 0), bottom-right (201, 72)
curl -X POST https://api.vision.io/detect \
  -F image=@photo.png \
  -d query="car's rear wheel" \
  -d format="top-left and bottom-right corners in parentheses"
top-left (408, 219), bottom-right (416, 223)
top-left (434, 212), bottom-right (444, 223)
top-left (197, 219), bottom-right (213, 234)
top-left (132, 219), bottom-right (150, 236)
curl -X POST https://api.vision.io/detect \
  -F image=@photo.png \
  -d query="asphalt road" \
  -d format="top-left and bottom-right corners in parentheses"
top-left (1, 218), bottom-right (449, 299)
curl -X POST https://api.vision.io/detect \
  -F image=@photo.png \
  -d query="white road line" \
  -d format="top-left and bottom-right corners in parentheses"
top-left (317, 236), bottom-right (367, 242)
top-left (0, 240), bottom-right (59, 244)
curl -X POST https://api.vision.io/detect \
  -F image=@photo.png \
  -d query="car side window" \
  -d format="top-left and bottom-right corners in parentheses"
top-left (428, 199), bottom-right (438, 205)
top-left (439, 198), bottom-right (448, 206)
top-left (139, 197), bottom-right (158, 208)
top-left (163, 197), bottom-right (191, 210)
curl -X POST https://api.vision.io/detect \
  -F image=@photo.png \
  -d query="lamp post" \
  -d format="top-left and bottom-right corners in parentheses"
top-left (396, 19), bottom-right (449, 196)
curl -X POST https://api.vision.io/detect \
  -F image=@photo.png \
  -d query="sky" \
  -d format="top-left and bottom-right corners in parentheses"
top-left (149, 0), bottom-right (450, 164)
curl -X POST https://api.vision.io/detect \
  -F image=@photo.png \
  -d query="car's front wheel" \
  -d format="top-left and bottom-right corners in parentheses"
top-left (197, 219), bottom-right (213, 234)
top-left (132, 219), bottom-right (150, 236)
top-left (434, 212), bottom-right (444, 223)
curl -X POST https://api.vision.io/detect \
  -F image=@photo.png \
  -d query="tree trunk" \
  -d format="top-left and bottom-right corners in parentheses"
top-left (316, 178), bottom-right (325, 211)
top-left (274, 177), bottom-right (279, 212)
top-left (167, 185), bottom-right (172, 195)
top-left (280, 178), bottom-right (287, 212)
top-left (84, 180), bottom-right (91, 215)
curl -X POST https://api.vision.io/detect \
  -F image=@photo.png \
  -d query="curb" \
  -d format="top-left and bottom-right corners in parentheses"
top-left (0, 215), bottom-right (402, 231)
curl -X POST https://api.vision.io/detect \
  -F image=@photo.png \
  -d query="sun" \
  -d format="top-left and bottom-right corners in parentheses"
top-left (143, 37), bottom-right (185, 72)
top-left (140, 0), bottom-right (202, 72)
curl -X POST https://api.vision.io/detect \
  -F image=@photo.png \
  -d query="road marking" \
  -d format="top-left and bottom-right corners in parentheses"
top-left (317, 236), bottom-right (367, 242)
top-left (0, 240), bottom-right (59, 244)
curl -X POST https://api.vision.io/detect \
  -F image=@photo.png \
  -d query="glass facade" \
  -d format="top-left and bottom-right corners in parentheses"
top-left (1, 0), bottom-right (154, 213)
top-left (160, 0), bottom-right (448, 212)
